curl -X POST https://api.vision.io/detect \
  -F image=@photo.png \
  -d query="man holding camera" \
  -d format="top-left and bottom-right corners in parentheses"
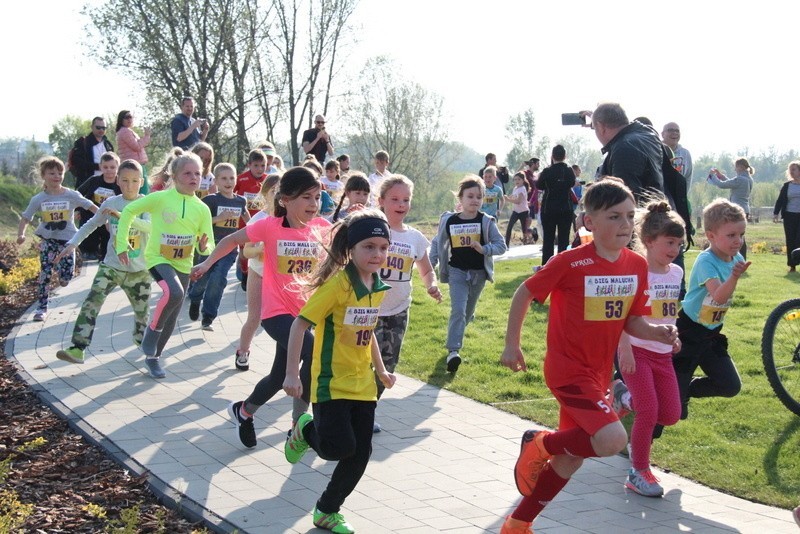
top-left (302, 114), bottom-right (334, 164)
top-left (171, 97), bottom-right (209, 149)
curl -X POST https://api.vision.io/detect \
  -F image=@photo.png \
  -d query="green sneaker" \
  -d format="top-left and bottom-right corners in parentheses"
top-left (313, 506), bottom-right (354, 534)
top-left (284, 413), bottom-right (312, 464)
top-left (56, 347), bottom-right (85, 364)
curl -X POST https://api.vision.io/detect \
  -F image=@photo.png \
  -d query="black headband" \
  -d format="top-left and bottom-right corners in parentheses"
top-left (347, 217), bottom-right (391, 248)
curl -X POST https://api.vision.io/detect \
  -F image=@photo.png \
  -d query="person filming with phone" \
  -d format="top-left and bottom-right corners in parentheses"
top-left (302, 114), bottom-right (334, 164)
top-left (171, 96), bottom-right (209, 149)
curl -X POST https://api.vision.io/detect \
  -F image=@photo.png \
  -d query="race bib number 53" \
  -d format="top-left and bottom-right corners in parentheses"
top-left (584, 275), bottom-right (638, 321)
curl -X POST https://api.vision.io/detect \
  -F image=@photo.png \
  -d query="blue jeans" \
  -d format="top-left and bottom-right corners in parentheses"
top-left (446, 267), bottom-right (487, 351)
top-left (187, 248), bottom-right (237, 319)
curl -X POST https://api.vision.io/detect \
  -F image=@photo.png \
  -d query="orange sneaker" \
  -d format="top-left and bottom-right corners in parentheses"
top-left (500, 515), bottom-right (533, 534)
top-left (514, 429), bottom-right (552, 496)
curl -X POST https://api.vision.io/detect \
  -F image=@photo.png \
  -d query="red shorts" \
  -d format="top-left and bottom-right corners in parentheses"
top-left (549, 376), bottom-right (619, 435)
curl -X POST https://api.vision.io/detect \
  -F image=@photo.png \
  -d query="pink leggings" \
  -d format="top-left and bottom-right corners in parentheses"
top-left (620, 346), bottom-right (681, 471)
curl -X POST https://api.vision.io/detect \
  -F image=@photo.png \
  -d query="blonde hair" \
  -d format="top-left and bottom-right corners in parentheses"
top-left (787, 161), bottom-right (800, 180)
top-left (261, 173), bottom-right (281, 215)
top-left (379, 174), bottom-right (414, 200)
top-left (703, 198), bottom-right (746, 232)
top-left (34, 156), bottom-right (65, 191)
top-left (735, 157), bottom-right (754, 176)
top-left (150, 147), bottom-right (184, 188)
top-left (191, 142), bottom-right (215, 175)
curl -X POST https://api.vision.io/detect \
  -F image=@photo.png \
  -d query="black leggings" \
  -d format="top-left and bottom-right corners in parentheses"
top-left (783, 212), bottom-right (800, 266)
top-left (244, 314), bottom-right (313, 422)
top-left (541, 211), bottom-right (573, 265)
top-left (505, 211), bottom-right (529, 246)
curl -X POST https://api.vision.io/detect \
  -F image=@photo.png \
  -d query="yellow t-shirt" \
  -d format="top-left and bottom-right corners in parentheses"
top-left (299, 263), bottom-right (390, 403)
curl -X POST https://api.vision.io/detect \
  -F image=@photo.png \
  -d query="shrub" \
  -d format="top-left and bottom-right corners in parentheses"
top-left (0, 257), bottom-right (39, 295)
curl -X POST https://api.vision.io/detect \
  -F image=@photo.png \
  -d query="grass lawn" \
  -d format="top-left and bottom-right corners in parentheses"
top-left (400, 220), bottom-right (799, 509)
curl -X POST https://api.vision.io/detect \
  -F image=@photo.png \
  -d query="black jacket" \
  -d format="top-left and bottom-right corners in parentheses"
top-left (537, 162), bottom-right (576, 215)
top-left (71, 134), bottom-right (114, 187)
top-left (600, 121), bottom-right (664, 201)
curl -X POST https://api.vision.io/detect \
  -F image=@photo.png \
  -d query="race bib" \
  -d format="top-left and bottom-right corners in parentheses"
top-left (450, 223), bottom-right (480, 248)
top-left (276, 240), bottom-right (319, 275)
top-left (215, 206), bottom-right (241, 228)
top-left (159, 233), bottom-right (193, 260)
top-left (196, 175), bottom-right (214, 198)
top-left (483, 192), bottom-right (498, 206)
top-left (342, 306), bottom-right (380, 347)
top-left (584, 275), bottom-right (638, 321)
top-left (649, 281), bottom-right (681, 319)
top-left (380, 241), bottom-right (414, 282)
top-left (41, 200), bottom-right (70, 223)
top-left (93, 187), bottom-right (116, 205)
top-left (698, 294), bottom-right (730, 325)
top-left (244, 192), bottom-right (260, 210)
top-left (110, 221), bottom-right (143, 257)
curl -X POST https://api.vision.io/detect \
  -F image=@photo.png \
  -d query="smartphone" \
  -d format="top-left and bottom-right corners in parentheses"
top-left (561, 113), bottom-right (583, 126)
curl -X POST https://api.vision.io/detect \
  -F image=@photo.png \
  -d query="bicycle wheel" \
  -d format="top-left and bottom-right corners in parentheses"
top-left (761, 298), bottom-right (800, 416)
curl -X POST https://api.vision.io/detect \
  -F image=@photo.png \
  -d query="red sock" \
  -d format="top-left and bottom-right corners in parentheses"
top-left (542, 427), bottom-right (597, 458)
top-left (511, 464), bottom-right (569, 521)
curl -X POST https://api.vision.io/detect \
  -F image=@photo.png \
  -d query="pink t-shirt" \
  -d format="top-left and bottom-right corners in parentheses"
top-left (245, 215), bottom-right (330, 319)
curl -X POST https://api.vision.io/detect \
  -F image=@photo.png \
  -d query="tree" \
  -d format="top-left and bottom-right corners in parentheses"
top-left (505, 108), bottom-right (538, 170)
top-left (343, 57), bottom-right (454, 212)
top-left (48, 116), bottom-right (91, 164)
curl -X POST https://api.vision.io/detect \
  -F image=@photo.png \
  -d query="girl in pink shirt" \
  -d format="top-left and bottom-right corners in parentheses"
top-left (192, 166), bottom-right (330, 449)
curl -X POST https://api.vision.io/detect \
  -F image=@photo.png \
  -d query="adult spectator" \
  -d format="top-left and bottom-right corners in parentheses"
top-left (774, 161), bottom-right (800, 272)
top-left (537, 145), bottom-right (577, 265)
top-left (662, 122), bottom-right (694, 187)
top-left (170, 97), bottom-right (209, 149)
top-left (70, 117), bottom-right (114, 190)
top-left (480, 153), bottom-right (510, 193)
top-left (302, 114), bottom-right (334, 163)
top-left (479, 153), bottom-right (497, 178)
top-left (590, 102), bottom-right (665, 202)
top-left (523, 158), bottom-right (541, 243)
top-left (708, 157), bottom-right (754, 259)
top-left (115, 110), bottom-right (152, 192)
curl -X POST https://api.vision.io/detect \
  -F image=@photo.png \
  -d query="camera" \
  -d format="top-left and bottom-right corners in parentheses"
top-left (561, 113), bottom-right (590, 127)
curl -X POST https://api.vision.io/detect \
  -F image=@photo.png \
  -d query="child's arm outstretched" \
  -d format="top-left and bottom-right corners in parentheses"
top-left (372, 333), bottom-right (396, 389)
top-left (190, 228), bottom-right (250, 280)
top-left (624, 316), bottom-right (679, 352)
top-left (16, 217), bottom-right (30, 245)
top-left (618, 332), bottom-right (636, 374)
top-left (500, 283), bottom-right (535, 372)
top-left (704, 261), bottom-right (751, 305)
top-left (284, 317), bottom-right (313, 398)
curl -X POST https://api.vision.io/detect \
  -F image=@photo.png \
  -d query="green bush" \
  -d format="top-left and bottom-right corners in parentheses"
top-left (0, 175), bottom-right (38, 212)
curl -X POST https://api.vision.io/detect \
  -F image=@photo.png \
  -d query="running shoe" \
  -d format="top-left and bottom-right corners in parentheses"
top-left (500, 515), bottom-right (533, 534)
top-left (514, 429), bottom-right (552, 496)
top-left (227, 400), bottom-right (256, 448)
top-left (285, 413), bottom-right (313, 464)
top-left (313, 506), bottom-right (355, 534)
top-left (611, 378), bottom-right (633, 416)
top-left (56, 347), bottom-right (85, 364)
top-left (235, 349), bottom-right (250, 371)
top-left (625, 468), bottom-right (664, 497)
top-left (33, 309), bottom-right (47, 322)
top-left (188, 301), bottom-right (200, 321)
top-left (144, 357), bottom-right (166, 379)
top-left (446, 350), bottom-right (461, 373)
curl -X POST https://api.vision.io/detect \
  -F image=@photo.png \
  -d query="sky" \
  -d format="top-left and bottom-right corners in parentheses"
top-left (3, 0), bottom-right (799, 162)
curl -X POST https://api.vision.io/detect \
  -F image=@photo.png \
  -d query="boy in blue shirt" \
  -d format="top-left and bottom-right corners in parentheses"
top-left (482, 166), bottom-right (504, 220)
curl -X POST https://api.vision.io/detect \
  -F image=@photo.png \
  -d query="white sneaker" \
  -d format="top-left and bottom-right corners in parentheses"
top-left (33, 309), bottom-right (47, 322)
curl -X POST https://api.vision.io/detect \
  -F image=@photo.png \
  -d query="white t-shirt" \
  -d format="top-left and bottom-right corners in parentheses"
top-left (379, 226), bottom-right (430, 316)
top-left (321, 176), bottom-right (344, 202)
top-left (511, 185), bottom-right (528, 213)
top-left (629, 263), bottom-right (683, 353)
top-left (368, 170), bottom-right (391, 207)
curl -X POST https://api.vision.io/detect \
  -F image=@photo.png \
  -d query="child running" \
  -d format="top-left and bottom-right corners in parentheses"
top-left (186, 162), bottom-right (249, 330)
top-left (430, 175), bottom-right (507, 373)
top-left (18, 156), bottom-right (98, 322)
top-left (666, 198), bottom-right (749, 430)
top-left (282, 209), bottom-right (396, 534)
top-left (504, 172), bottom-right (531, 246)
top-left (233, 173), bottom-right (280, 371)
top-left (191, 142), bottom-right (216, 199)
top-left (373, 175), bottom-right (442, 431)
top-left (499, 179), bottom-right (678, 534)
top-left (192, 167), bottom-right (329, 448)
top-left (55, 160), bottom-right (151, 364)
top-left (76, 151), bottom-right (121, 260)
top-left (617, 200), bottom-right (685, 497)
top-left (482, 166), bottom-right (505, 221)
top-left (331, 172), bottom-right (370, 222)
top-left (116, 153), bottom-right (214, 379)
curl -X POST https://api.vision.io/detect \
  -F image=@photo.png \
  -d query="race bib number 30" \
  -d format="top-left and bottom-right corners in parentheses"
top-left (649, 282), bottom-right (681, 319)
top-left (277, 240), bottom-right (318, 274)
top-left (160, 233), bottom-right (193, 260)
top-left (342, 306), bottom-right (379, 346)
top-left (450, 223), bottom-right (480, 248)
top-left (584, 275), bottom-right (638, 321)
top-left (215, 206), bottom-right (241, 228)
top-left (41, 200), bottom-right (70, 223)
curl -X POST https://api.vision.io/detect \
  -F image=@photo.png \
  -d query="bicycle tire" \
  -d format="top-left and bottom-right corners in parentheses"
top-left (761, 298), bottom-right (800, 416)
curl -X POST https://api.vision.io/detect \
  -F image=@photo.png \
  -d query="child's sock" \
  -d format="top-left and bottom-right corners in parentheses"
top-left (542, 427), bottom-right (597, 458)
top-left (511, 464), bottom-right (569, 521)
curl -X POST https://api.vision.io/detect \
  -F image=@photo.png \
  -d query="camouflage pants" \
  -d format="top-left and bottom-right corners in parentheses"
top-left (71, 263), bottom-right (151, 349)
top-left (374, 309), bottom-right (408, 398)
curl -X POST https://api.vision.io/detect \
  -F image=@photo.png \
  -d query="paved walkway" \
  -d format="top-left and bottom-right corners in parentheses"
top-left (7, 257), bottom-right (797, 533)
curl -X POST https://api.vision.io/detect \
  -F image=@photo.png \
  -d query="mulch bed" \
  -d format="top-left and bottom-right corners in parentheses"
top-left (0, 280), bottom-right (201, 532)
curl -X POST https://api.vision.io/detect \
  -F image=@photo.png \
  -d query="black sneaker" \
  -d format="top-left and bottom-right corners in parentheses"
top-left (446, 350), bottom-right (461, 373)
top-left (189, 301), bottom-right (200, 321)
top-left (235, 349), bottom-right (250, 371)
top-left (227, 400), bottom-right (256, 448)
top-left (201, 315), bottom-right (214, 331)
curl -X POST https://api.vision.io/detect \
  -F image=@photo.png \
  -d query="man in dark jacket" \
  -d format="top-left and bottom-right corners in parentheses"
top-left (592, 103), bottom-right (665, 202)
top-left (70, 117), bottom-right (114, 190)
